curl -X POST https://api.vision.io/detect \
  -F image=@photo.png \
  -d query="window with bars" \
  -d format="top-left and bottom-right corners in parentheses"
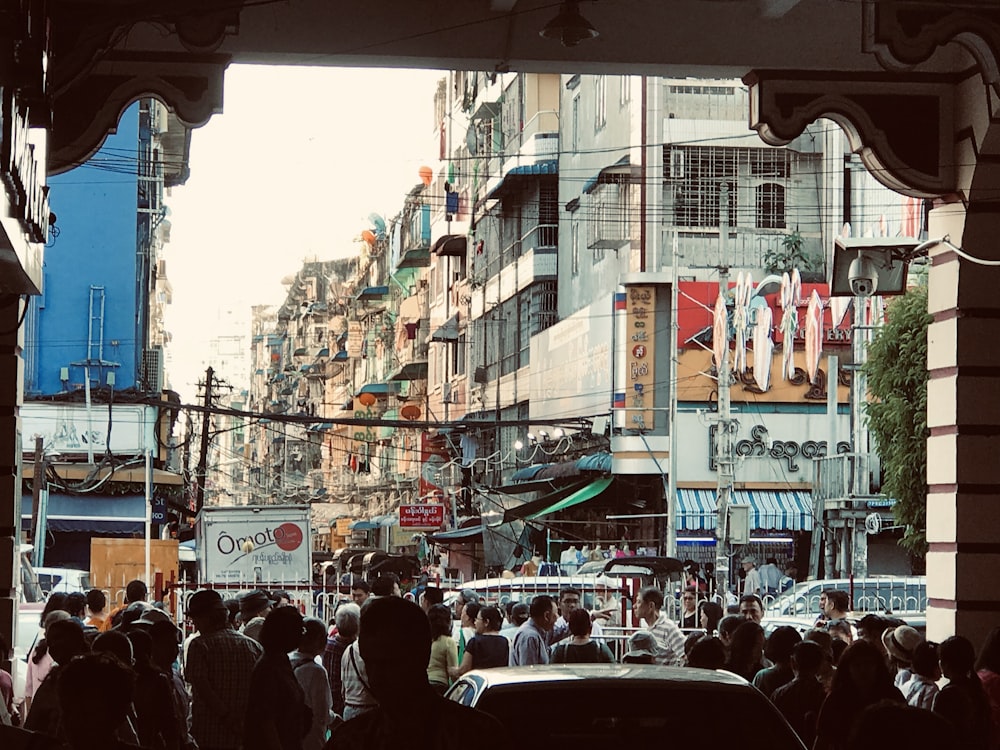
top-left (589, 177), bottom-right (633, 251)
top-left (666, 146), bottom-right (790, 229)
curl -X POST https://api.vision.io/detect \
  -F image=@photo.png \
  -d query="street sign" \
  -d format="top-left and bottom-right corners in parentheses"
top-left (399, 504), bottom-right (445, 528)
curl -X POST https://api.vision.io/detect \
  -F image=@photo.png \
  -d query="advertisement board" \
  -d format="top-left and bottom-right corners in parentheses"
top-left (399, 504), bottom-right (445, 528)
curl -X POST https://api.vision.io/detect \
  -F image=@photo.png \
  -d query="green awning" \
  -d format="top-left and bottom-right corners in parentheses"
top-left (527, 477), bottom-right (614, 520)
top-left (499, 479), bottom-right (593, 523)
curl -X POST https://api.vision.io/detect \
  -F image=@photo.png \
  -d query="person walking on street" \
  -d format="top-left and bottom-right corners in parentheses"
top-left (324, 604), bottom-right (359, 717)
top-left (290, 618), bottom-right (334, 750)
top-left (510, 595), bottom-right (557, 666)
top-left (451, 605), bottom-right (509, 679)
top-left (741, 557), bottom-right (762, 597)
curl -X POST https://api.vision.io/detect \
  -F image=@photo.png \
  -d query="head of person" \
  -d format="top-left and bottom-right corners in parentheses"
top-left (510, 602), bottom-right (530, 627)
top-left (741, 556), bottom-right (756, 571)
top-left (371, 574), bottom-right (400, 598)
top-left (635, 586), bottom-right (664, 624)
top-left (857, 614), bottom-right (893, 652)
top-left (791, 640), bottom-right (824, 678)
top-left (910, 639), bottom-right (941, 681)
top-left (359, 597), bottom-right (433, 711)
top-left (939, 635), bottom-right (977, 682)
top-left (881, 624), bottom-right (922, 669)
top-left (86, 588), bottom-right (107, 616)
top-left (224, 598), bottom-right (241, 626)
top-left (271, 590), bottom-right (292, 607)
top-left (559, 586), bottom-right (583, 618)
top-left (148, 619), bottom-right (182, 670)
top-left (455, 588), bottom-right (479, 619)
top-left (529, 595), bottom-right (558, 631)
top-left (93, 629), bottom-right (134, 665)
top-left (765, 625), bottom-right (803, 666)
top-left (681, 586), bottom-right (697, 613)
top-left (259, 604), bottom-right (304, 655)
top-left (827, 618), bottom-right (854, 645)
top-left (728, 621), bottom-right (765, 667)
top-left (623, 630), bottom-right (658, 664)
top-left (40, 591), bottom-right (69, 626)
top-left (687, 635), bottom-right (727, 670)
top-left (125, 579), bottom-right (148, 604)
top-left (239, 589), bottom-right (272, 621)
top-left (738, 594), bottom-right (763, 623)
top-left (186, 588), bottom-right (229, 634)
top-left (58, 652), bottom-right (136, 747)
top-left (976, 626), bottom-right (1000, 674)
top-left (126, 628), bottom-right (154, 668)
top-left (718, 614), bottom-right (744, 647)
top-left (461, 601), bottom-right (481, 628)
top-left (832, 640), bottom-right (895, 698)
top-left (684, 631), bottom-right (703, 659)
top-left (419, 586), bottom-right (443, 612)
top-left (821, 589), bottom-right (850, 617)
top-left (351, 580), bottom-right (371, 605)
top-left (46, 618), bottom-right (87, 664)
top-left (803, 627), bottom-right (834, 666)
top-left (335, 602), bottom-right (362, 641)
top-left (427, 603), bottom-right (453, 640)
top-left (699, 601), bottom-right (724, 633)
top-left (476, 605), bottom-right (503, 634)
top-left (64, 592), bottom-right (87, 619)
top-left (299, 617), bottom-right (327, 656)
top-left (567, 607), bottom-right (592, 638)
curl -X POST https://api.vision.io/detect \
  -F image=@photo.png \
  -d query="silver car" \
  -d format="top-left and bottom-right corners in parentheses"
top-left (447, 665), bottom-right (806, 748)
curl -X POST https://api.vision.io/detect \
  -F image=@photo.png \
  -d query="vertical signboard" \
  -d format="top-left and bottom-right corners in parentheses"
top-left (617, 286), bottom-right (656, 430)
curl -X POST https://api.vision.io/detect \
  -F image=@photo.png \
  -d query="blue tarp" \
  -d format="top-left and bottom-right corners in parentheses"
top-left (21, 493), bottom-right (146, 534)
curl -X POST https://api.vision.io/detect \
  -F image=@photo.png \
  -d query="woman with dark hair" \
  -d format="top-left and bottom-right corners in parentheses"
top-left (699, 601), bottom-right (724, 635)
top-left (244, 607), bottom-right (310, 750)
top-left (451, 605), bottom-right (508, 679)
top-left (551, 609), bottom-right (614, 664)
top-left (127, 628), bottom-right (181, 750)
top-left (976, 626), bottom-right (1000, 750)
top-left (753, 625), bottom-right (801, 698)
top-left (723, 621), bottom-right (765, 681)
top-left (687, 635), bottom-right (726, 670)
top-left (24, 606), bottom-right (71, 721)
top-left (933, 635), bottom-right (990, 750)
top-left (813, 639), bottom-right (904, 750)
top-left (426, 604), bottom-right (457, 695)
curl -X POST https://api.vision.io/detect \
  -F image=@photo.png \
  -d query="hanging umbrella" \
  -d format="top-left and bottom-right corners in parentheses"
top-left (712, 294), bottom-right (728, 373)
top-left (804, 290), bottom-right (824, 384)
top-left (752, 304), bottom-right (773, 392)
top-left (779, 272), bottom-right (799, 380)
top-left (733, 272), bottom-right (753, 374)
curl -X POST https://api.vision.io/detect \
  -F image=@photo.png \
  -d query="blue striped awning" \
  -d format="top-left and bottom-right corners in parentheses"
top-left (675, 489), bottom-right (814, 532)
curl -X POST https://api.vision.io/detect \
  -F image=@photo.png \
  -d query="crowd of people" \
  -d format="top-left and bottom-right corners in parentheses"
top-left (2, 576), bottom-right (1000, 750)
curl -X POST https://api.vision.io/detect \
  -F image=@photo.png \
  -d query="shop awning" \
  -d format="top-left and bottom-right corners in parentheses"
top-left (389, 361), bottom-right (428, 381)
top-left (675, 489), bottom-right (814, 532)
top-left (486, 159), bottom-right (558, 200)
top-left (582, 155), bottom-right (635, 195)
top-left (432, 235), bottom-right (467, 257)
top-left (21, 493), bottom-right (147, 535)
top-left (348, 515), bottom-right (397, 532)
top-left (430, 314), bottom-right (460, 343)
top-left (426, 524), bottom-right (484, 543)
top-left (357, 286), bottom-right (388, 301)
top-left (358, 382), bottom-right (399, 396)
top-left (526, 476), bottom-right (615, 520)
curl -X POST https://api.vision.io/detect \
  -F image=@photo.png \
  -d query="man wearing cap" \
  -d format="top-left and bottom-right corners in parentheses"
top-left (185, 589), bottom-right (263, 750)
top-left (882, 624), bottom-right (923, 690)
top-left (741, 557), bottom-right (762, 597)
top-left (238, 590), bottom-right (272, 642)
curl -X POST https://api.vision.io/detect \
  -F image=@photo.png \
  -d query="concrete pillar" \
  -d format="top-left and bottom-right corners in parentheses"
top-left (0, 299), bottom-right (24, 671)
top-left (926, 201), bottom-right (1000, 646)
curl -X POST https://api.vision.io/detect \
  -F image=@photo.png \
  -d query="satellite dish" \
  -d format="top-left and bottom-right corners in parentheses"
top-left (865, 513), bottom-right (882, 535)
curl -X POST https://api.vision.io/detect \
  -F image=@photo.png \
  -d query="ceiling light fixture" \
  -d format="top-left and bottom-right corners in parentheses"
top-left (539, 0), bottom-right (599, 47)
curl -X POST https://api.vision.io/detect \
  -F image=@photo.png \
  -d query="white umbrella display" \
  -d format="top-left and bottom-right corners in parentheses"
top-left (712, 294), bottom-right (728, 373)
top-left (732, 272), bottom-right (753, 375)
top-left (779, 269), bottom-right (802, 380)
top-left (804, 289), bottom-right (824, 384)
top-left (752, 304), bottom-right (773, 392)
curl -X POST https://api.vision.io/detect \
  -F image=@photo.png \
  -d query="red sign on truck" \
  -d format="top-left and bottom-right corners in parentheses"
top-left (399, 504), bottom-right (445, 528)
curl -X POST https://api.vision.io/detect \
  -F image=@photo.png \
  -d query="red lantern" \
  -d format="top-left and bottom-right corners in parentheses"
top-left (357, 392), bottom-right (377, 407)
top-left (418, 166), bottom-right (433, 186)
top-left (361, 229), bottom-right (376, 245)
top-left (400, 404), bottom-right (421, 420)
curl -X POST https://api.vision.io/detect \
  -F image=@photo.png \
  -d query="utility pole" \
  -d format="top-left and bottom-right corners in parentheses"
top-left (30, 435), bottom-right (44, 562)
top-left (195, 366), bottom-right (213, 514)
top-left (714, 184), bottom-right (735, 602)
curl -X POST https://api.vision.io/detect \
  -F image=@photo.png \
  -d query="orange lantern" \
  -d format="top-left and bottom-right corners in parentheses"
top-left (418, 165), bottom-right (433, 186)
top-left (357, 392), bottom-right (377, 407)
top-left (361, 229), bottom-right (376, 245)
top-left (400, 404), bottom-right (421, 420)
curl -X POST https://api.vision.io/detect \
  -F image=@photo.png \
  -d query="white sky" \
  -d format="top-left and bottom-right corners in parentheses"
top-left (164, 65), bottom-right (443, 402)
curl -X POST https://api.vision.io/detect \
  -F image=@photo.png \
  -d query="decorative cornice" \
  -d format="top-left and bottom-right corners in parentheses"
top-left (745, 70), bottom-right (959, 198)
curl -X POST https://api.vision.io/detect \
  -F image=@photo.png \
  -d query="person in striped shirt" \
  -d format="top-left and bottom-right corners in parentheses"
top-left (634, 586), bottom-right (686, 666)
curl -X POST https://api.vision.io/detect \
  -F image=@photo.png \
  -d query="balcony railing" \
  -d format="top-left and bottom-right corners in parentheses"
top-left (484, 223), bottom-right (557, 279)
top-left (813, 453), bottom-right (880, 507)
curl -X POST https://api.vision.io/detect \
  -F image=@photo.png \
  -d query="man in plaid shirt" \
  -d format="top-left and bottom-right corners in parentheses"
top-left (635, 586), bottom-right (686, 666)
top-left (185, 589), bottom-right (263, 750)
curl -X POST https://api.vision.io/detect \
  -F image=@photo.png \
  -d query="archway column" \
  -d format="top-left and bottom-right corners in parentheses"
top-left (926, 200), bottom-right (1000, 644)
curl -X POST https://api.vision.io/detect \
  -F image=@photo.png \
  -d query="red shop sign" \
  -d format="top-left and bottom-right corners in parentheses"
top-left (399, 504), bottom-right (446, 528)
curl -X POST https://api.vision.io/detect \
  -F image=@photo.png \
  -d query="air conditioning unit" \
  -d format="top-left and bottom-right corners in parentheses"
top-left (442, 382), bottom-right (456, 403)
top-left (140, 347), bottom-right (164, 393)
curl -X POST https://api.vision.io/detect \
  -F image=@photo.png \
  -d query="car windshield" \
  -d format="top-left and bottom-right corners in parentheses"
top-left (474, 683), bottom-right (804, 748)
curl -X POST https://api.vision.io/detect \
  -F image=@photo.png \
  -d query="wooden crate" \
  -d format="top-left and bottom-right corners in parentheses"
top-left (90, 538), bottom-right (179, 606)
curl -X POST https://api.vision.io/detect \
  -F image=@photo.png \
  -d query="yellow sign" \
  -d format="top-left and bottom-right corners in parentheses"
top-left (335, 518), bottom-right (354, 536)
top-left (625, 285), bottom-right (656, 429)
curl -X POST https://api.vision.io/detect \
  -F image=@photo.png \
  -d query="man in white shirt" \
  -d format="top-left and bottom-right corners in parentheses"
top-left (741, 557), bottom-right (762, 597)
top-left (634, 586), bottom-right (686, 666)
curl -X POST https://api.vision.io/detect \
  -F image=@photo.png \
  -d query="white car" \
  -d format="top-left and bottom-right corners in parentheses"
top-left (33, 566), bottom-right (91, 596)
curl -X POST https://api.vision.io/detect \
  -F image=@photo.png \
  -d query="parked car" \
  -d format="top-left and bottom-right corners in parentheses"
top-left (33, 566), bottom-right (91, 596)
top-left (764, 576), bottom-right (926, 619)
top-left (447, 665), bottom-right (806, 747)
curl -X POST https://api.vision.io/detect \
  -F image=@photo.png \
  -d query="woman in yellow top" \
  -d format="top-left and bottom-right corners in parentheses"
top-left (426, 604), bottom-right (458, 695)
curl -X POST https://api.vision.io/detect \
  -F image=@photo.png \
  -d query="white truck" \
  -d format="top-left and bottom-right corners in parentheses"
top-left (195, 504), bottom-right (312, 588)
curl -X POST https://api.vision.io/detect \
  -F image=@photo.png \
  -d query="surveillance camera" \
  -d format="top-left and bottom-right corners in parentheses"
top-left (848, 254), bottom-right (878, 297)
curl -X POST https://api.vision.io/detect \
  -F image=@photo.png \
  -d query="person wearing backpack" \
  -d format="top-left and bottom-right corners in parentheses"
top-left (550, 609), bottom-right (614, 664)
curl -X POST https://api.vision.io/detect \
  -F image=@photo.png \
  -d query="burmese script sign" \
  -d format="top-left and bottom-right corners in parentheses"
top-left (624, 285), bottom-right (656, 430)
top-left (399, 504), bottom-right (445, 528)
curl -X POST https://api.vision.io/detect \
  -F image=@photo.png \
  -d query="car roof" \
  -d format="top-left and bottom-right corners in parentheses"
top-left (462, 664), bottom-right (752, 689)
top-left (452, 575), bottom-right (621, 589)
